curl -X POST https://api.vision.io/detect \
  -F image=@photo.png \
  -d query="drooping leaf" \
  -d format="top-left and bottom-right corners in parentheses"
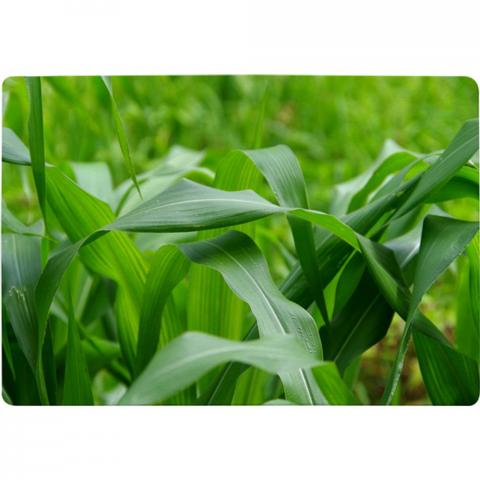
top-left (425, 165), bottom-right (479, 202)
top-left (331, 139), bottom-right (411, 215)
top-left (375, 215), bottom-right (478, 404)
top-left (2, 127), bottom-right (31, 165)
top-left (119, 332), bottom-right (322, 405)
top-left (111, 179), bottom-right (360, 248)
top-left (239, 146), bottom-right (328, 319)
top-left (186, 147), bottom-right (261, 368)
top-left (179, 230), bottom-right (325, 405)
top-left (348, 151), bottom-right (420, 212)
top-left (2, 200), bottom-right (43, 236)
top-left (112, 178), bottom-right (282, 232)
top-left (42, 166), bottom-right (147, 372)
top-left (413, 330), bottom-right (479, 405)
top-left (394, 119), bottom-right (479, 218)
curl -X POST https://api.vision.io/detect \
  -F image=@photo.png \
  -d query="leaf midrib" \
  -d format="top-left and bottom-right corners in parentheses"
top-left (202, 240), bottom-right (315, 405)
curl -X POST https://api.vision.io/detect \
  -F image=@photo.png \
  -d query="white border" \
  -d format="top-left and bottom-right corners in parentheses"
top-left (1, 1), bottom-right (479, 479)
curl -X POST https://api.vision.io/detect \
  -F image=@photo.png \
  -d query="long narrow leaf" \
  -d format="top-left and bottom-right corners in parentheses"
top-left (119, 332), bottom-right (322, 405)
top-left (240, 146), bottom-right (328, 319)
top-left (394, 119), bottom-right (479, 218)
top-left (26, 77), bottom-right (47, 224)
top-left (373, 216), bottom-right (478, 404)
top-left (63, 290), bottom-right (94, 405)
top-left (101, 76), bottom-right (142, 198)
top-left (179, 230), bottom-right (326, 405)
top-left (2, 127), bottom-right (31, 165)
top-left (135, 245), bottom-right (190, 375)
top-left (413, 330), bottom-right (479, 405)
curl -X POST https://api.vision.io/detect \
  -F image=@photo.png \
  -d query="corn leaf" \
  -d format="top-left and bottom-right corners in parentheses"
top-left (119, 332), bottom-right (322, 405)
top-left (371, 216), bottom-right (479, 404)
top-left (111, 179), bottom-right (359, 248)
top-left (2, 233), bottom-right (50, 403)
top-left (322, 269), bottom-right (393, 373)
top-left (63, 291), bottom-right (94, 405)
top-left (240, 146), bottom-right (328, 319)
top-left (2, 234), bottom-right (41, 371)
top-left (101, 76), bottom-right (142, 198)
top-left (312, 363), bottom-right (360, 405)
top-left (135, 245), bottom-right (190, 375)
top-left (26, 77), bottom-right (47, 223)
top-left (456, 235), bottom-right (479, 361)
top-left (2, 201), bottom-right (43, 236)
top-left (42, 166), bottom-right (147, 372)
top-left (179, 230), bottom-right (325, 404)
top-left (2, 127), bottom-right (31, 165)
top-left (71, 161), bottom-right (114, 204)
top-left (413, 330), bottom-right (479, 405)
top-left (348, 152), bottom-right (420, 212)
top-left (394, 118), bottom-right (479, 218)
top-left (186, 147), bottom-right (260, 368)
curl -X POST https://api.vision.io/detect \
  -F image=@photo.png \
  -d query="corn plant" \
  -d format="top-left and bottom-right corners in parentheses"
top-left (2, 76), bottom-right (479, 405)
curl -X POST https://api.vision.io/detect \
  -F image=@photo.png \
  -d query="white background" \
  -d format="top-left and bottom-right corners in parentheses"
top-left (1, 1), bottom-right (479, 479)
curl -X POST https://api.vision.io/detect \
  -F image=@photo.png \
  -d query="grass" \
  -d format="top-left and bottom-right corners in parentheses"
top-left (1, 75), bottom-right (479, 405)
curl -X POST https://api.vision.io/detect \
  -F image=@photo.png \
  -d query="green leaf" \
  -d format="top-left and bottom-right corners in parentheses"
top-left (240, 146), bottom-right (329, 320)
top-left (456, 234), bottom-right (479, 361)
top-left (119, 332), bottom-right (322, 405)
top-left (263, 399), bottom-right (295, 406)
top-left (410, 216), bottom-right (478, 315)
top-left (321, 219), bottom-right (429, 373)
top-left (33, 143), bottom-right (475, 405)
top-left (425, 165), bottom-right (479, 202)
top-left (71, 161), bottom-right (114, 204)
top-left (312, 363), bottom-right (360, 405)
top-left (42, 166), bottom-right (147, 372)
top-left (112, 145), bottom-right (204, 215)
top-left (322, 269), bottom-right (393, 373)
top-left (331, 139), bottom-right (411, 215)
top-left (2, 233), bottom-right (50, 404)
top-left (413, 330), bottom-right (479, 405)
top-left (281, 180), bottom-right (408, 309)
top-left (26, 77), bottom-right (47, 224)
top-left (63, 291), bottom-right (94, 405)
top-left (395, 119), bottom-right (479, 218)
top-left (179, 230), bottom-right (325, 405)
top-left (2, 316), bottom-right (16, 380)
top-left (349, 152), bottom-right (420, 212)
top-left (379, 215), bottom-right (479, 404)
top-left (185, 147), bottom-right (260, 361)
top-left (112, 178), bottom-right (282, 232)
top-left (135, 245), bottom-right (190, 375)
top-left (2, 127), bottom-right (31, 165)
top-left (2, 200), bottom-right (43, 237)
top-left (101, 76), bottom-right (142, 199)
top-left (2, 234), bottom-right (41, 371)
top-left (111, 178), bottom-right (359, 249)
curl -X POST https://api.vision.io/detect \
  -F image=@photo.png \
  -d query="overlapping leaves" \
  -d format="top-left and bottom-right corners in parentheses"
top-left (2, 83), bottom-right (478, 406)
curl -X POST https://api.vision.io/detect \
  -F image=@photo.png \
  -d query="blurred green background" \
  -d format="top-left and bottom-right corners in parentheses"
top-left (2, 75), bottom-right (478, 404)
top-left (4, 76), bottom-right (478, 211)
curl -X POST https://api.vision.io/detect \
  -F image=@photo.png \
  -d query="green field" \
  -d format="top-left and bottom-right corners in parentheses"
top-left (2, 76), bottom-right (479, 405)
